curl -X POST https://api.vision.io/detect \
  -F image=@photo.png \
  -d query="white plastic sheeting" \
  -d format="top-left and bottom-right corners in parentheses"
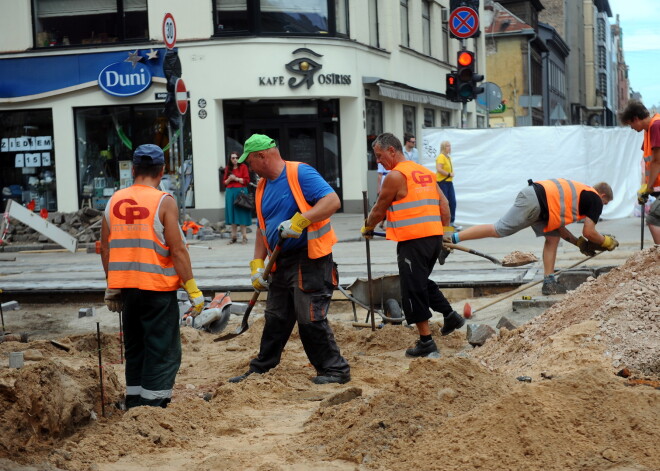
top-left (421, 126), bottom-right (643, 225)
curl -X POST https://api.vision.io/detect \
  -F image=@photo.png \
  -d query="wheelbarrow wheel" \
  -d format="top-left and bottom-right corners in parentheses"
top-left (384, 298), bottom-right (403, 325)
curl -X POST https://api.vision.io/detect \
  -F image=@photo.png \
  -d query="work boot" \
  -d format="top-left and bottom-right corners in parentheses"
top-left (441, 310), bottom-right (465, 336)
top-left (228, 371), bottom-right (255, 383)
top-left (311, 373), bottom-right (351, 385)
top-left (542, 278), bottom-right (567, 295)
top-left (405, 339), bottom-right (439, 358)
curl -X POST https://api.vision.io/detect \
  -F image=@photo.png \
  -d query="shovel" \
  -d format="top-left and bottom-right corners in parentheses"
top-left (214, 236), bottom-right (284, 342)
top-left (372, 232), bottom-right (534, 268)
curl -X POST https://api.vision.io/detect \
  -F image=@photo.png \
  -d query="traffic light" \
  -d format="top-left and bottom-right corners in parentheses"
top-left (446, 72), bottom-right (458, 101)
top-left (455, 50), bottom-right (484, 102)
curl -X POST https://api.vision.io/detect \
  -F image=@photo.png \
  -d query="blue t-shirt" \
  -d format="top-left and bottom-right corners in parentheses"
top-left (261, 163), bottom-right (334, 252)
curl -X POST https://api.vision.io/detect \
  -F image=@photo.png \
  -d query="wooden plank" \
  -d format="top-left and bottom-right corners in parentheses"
top-left (5, 200), bottom-right (77, 253)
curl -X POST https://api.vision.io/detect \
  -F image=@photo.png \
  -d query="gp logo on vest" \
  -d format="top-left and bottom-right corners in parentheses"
top-left (411, 171), bottom-right (434, 187)
top-left (113, 199), bottom-right (150, 224)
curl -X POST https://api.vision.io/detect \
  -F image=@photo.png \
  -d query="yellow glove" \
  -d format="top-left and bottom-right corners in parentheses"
top-left (600, 235), bottom-right (619, 251)
top-left (637, 184), bottom-right (650, 205)
top-left (443, 225), bottom-right (454, 234)
top-left (361, 221), bottom-right (375, 239)
top-left (249, 258), bottom-right (269, 291)
top-left (278, 212), bottom-right (311, 239)
top-left (183, 279), bottom-right (205, 316)
top-left (104, 288), bottom-right (122, 313)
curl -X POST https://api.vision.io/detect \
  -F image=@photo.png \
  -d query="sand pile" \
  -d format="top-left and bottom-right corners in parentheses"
top-left (475, 246), bottom-right (660, 377)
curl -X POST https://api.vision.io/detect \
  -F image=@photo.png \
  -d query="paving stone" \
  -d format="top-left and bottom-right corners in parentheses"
top-left (1, 301), bottom-right (20, 311)
top-left (496, 316), bottom-right (518, 331)
top-left (78, 307), bottom-right (94, 318)
top-left (467, 324), bottom-right (496, 347)
top-left (557, 269), bottom-right (594, 290)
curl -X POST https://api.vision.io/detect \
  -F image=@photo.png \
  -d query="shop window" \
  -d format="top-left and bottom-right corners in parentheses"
top-left (403, 105), bottom-right (416, 135)
top-left (32, 0), bottom-right (148, 48)
top-left (75, 104), bottom-right (193, 211)
top-left (214, 0), bottom-right (347, 37)
top-left (440, 110), bottom-right (451, 127)
top-left (365, 99), bottom-right (382, 171)
top-left (0, 110), bottom-right (56, 212)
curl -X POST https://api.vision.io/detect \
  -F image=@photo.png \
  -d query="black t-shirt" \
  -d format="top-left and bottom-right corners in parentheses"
top-left (531, 182), bottom-right (603, 224)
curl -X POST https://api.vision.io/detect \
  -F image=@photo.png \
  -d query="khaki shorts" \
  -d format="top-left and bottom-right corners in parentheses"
top-left (646, 198), bottom-right (660, 226)
top-left (494, 185), bottom-right (559, 238)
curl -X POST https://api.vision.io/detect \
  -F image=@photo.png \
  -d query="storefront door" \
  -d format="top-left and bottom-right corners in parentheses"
top-left (224, 100), bottom-right (342, 204)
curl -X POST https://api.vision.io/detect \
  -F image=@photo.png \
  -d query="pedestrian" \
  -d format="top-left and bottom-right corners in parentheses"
top-left (403, 132), bottom-right (420, 163)
top-left (223, 150), bottom-right (252, 245)
top-left (228, 134), bottom-right (351, 385)
top-left (450, 179), bottom-right (617, 295)
top-left (101, 144), bottom-right (205, 409)
top-left (362, 133), bottom-right (464, 358)
top-left (618, 100), bottom-right (660, 244)
top-left (435, 140), bottom-right (460, 230)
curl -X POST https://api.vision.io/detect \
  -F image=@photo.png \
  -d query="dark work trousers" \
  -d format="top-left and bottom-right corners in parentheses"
top-left (249, 251), bottom-right (350, 378)
top-left (397, 236), bottom-right (454, 325)
top-left (438, 181), bottom-right (457, 225)
top-left (121, 288), bottom-right (181, 408)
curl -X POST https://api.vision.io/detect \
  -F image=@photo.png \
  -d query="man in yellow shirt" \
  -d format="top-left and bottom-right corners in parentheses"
top-left (435, 140), bottom-right (460, 230)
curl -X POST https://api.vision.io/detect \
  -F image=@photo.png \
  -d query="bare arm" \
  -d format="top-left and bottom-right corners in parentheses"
top-left (160, 196), bottom-right (194, 283)
top-left (366, 171), bottom-right (406, 227)
top-left (438, 187), bottom-right (451, 226)
top-left (581, 217), bottom-right (605, 245)
top-left (301, 192), bottom-right (341, 223)
top-left (253, 229), bottom-right (268, 260)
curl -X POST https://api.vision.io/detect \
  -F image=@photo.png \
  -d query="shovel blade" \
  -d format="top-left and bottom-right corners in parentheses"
top-left (213, 323), bottom-right (249, 342)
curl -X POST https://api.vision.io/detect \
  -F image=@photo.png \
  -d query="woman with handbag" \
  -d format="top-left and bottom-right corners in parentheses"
top-left (224, 151), bottom-right (252, 244)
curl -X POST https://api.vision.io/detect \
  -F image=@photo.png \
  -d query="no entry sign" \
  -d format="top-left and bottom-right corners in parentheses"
top-left (449, 6), bottom-right (479, 39)
top-left (162, 13), bottom-right (177, 49)
top-left (175, 78), bottom-right (188, 115)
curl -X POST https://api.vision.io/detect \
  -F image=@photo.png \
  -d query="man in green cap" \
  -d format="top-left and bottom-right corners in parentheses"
top-left (229, 134), bottom-right (351, 385)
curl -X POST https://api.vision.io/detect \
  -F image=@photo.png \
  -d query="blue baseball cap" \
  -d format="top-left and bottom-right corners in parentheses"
top-left (133, 144), bottom-right (165, 166)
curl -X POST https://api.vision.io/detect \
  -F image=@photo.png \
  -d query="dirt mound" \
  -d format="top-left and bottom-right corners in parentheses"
top-left (475, 246), bottom-right (660, 376)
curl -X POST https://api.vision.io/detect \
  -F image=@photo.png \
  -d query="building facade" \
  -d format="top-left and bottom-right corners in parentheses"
top-left (0, 0), bottom-right (486, 219)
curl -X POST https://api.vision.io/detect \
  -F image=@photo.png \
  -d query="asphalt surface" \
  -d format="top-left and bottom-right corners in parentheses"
top-left (0, 213), bottom-right (654, 295)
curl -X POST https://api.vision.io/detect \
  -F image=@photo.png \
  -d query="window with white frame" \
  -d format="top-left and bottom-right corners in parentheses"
top-left (441, 6), bottom-right (449, 61)
top-left (400, 0), bottom-right (409, 47)
top-left (369, 0), bottom-right (380, 47)
top-left (422, 0), bottom-right (431, 55)
top-left (403, 105), bottom-right (416, 135)
top-left (32, 0), bottom-right (148, 48)
top-left (424, 108), bottom-right (435, 127)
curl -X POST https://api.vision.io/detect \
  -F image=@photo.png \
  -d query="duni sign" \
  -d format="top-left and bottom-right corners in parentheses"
top-left (98, 62), bottom-right (152, 97)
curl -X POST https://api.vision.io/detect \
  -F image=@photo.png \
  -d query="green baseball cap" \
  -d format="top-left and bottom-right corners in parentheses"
top-left (238, 134), bottom-right (277, 163)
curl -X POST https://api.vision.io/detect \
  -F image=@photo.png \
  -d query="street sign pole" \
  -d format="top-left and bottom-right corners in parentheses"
top-left (460, 39), bottom-right (467, 129)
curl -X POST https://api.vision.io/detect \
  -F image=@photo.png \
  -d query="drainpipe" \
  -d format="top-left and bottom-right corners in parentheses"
top-left (527, 31), bottom-right (536, 126)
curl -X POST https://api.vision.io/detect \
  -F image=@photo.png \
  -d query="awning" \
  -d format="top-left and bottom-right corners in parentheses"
top-left (364, 77), bottom-right (461, 110)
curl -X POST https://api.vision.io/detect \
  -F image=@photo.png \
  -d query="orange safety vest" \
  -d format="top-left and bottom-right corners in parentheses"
top-left (107, 185), bottom-right (181, 291)
top-left (386, 161), bottom-right (443, 242)
top-left (255, 161), bottom-right (337, 259)
top-left (643, 114), bottom-right (660, 189)
top-left (536, 179), bottom-right (598, 232)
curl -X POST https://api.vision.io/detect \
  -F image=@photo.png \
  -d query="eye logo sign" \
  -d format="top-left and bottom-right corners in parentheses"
top-left (411, 171), bottom-right (434, 187)
top-left (113, 199), bottom-right (150, 224)
top-left (258, 49), bottom-right (351, 88)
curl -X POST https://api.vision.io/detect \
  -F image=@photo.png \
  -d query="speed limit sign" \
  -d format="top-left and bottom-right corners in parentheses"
top-left (162, 13), bottom-right (176, 50)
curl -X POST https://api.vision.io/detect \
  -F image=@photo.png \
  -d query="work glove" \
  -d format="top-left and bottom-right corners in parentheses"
top-left (361, 220), bottom-right (375, 239)
top-left (450, 232), bottom-right (460, 244)
top-left (104, 288), bottom-right (122, 313)
top-left (576, 236), bottom-right (597, 257)
top-left (183, 279), bottom-right (205, 316)
top-left (250, 258), bottom-right (269, 291)
top-left (278, 212), bottom-right (311, 239)
top-left (600, 235), bottom-right (619, 251)
top-left (438, 244), bottom-right (453, 265)
top-left (637, 184), bottom-right (650, 205)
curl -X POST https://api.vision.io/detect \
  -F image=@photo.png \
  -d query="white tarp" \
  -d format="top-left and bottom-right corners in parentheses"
top-left (421, 125), bottom-right (644, 225)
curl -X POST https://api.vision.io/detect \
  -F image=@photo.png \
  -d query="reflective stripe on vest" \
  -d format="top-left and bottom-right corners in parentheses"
top-left (256, 161), bottom-right (337, 259)
top-left (386, 161), bottom-right (443, 242)
top-left (107, 185), bottom-right (181, 291)
top-left (537, 179), bottom-right (596, 232)
top-left (643, 114), bottom-right (660, 188)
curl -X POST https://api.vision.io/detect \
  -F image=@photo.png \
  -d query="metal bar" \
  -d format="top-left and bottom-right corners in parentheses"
top-left (96, 322), bottom-right (105, 418)
top-left (362, 191), bottom-right (376, 331)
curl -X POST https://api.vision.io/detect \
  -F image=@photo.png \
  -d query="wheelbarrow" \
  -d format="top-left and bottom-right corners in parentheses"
top-left (337, 274), bottom-right (406, 326)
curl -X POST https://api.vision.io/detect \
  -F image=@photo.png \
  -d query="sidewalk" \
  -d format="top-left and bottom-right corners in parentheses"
top-left (0, 213), bottom-right (654, 294)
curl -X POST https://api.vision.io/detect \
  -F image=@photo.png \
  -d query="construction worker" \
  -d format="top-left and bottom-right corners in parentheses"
top-left (618, 100), bottom-right (660, 244)
top-left (450, 179), bottom-right (617, 295)
top-left (362, 132), bottom-right (464, 358)
top-left (228, 134), bottom-right (350, 385)
top-left (101, 144), bottom-right (204, 408)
